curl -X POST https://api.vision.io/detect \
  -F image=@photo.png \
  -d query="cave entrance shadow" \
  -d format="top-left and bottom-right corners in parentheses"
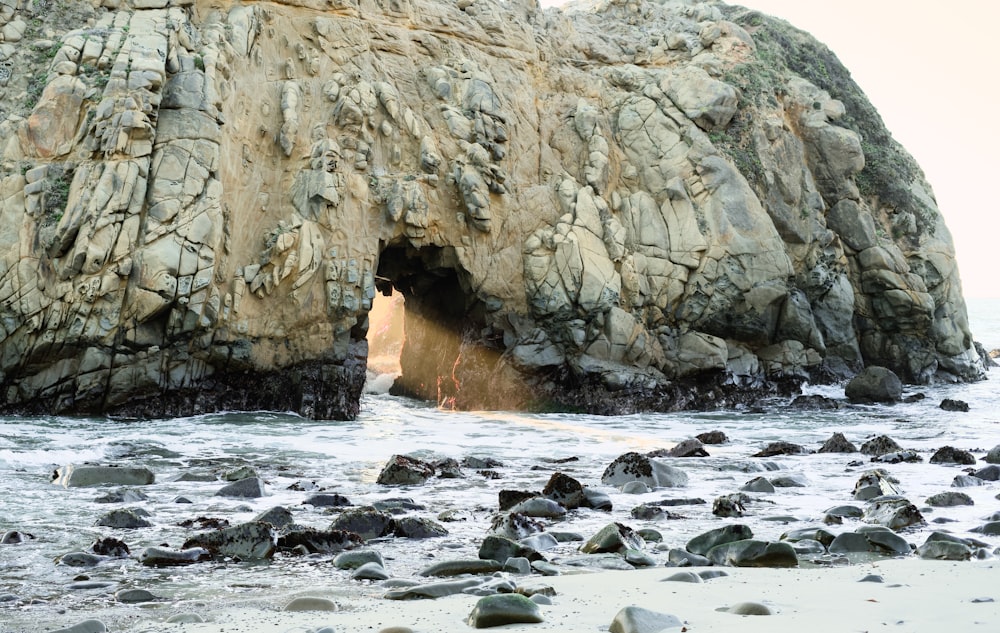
top-left (372, 242), bottom-right (502, 409)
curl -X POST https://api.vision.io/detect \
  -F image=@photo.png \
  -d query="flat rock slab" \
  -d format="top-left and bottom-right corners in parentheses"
top-left (53, 465), bottom-right (154, 487)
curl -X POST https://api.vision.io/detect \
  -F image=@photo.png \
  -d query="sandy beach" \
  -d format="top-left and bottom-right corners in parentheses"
top-left (163, 558), bottom-right (999, 633)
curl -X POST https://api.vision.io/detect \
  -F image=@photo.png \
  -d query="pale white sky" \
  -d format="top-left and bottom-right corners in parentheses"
top-left (542, 1), bottom-right (1000, 298)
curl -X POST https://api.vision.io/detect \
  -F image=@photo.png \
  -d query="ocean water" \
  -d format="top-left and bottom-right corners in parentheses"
top-left (0, 299), bottom-right (998, 632)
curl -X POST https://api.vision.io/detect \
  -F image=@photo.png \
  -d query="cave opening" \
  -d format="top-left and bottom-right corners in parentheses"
top-left (368, 243), bottom-right (497, 408)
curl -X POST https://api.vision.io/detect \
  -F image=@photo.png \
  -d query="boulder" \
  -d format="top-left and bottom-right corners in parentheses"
top-left (254, 506), bottom-right (295, 528)
top-left (925, 492), bottom-right (974, 507)
top-left (818, 432), bottom-right (858, 453)
top-left (580, 522), bottom-right (645, 554)
top-left (52, 465), bottom-right (154, 488)
top-left (917, 540), bottom-right (972, 561)
top-left (420, 559), bottom-right (503, 577)
top-left (666, 439), bottom-right (709, 457)
top-left (328, 508), bottom-right (395, 540)
top-left (974, 465), bottom-right (1000, 481)
top-left (508, 497), bottom-right (567, 519)
top-left (601, 452), bottom-right (688, 488)
top-left (939, 398), bottom-right (969, 412)
top-left (752, 441), bottom-right (810, 457)
top-left (696, 431), bottom-right (728, 445)
top-left (860, 435), bottom-right (902, 456)
top-left (303, 493), bottom-right (352, 507)
top-left (872, 450), bottom-right (922, 464)
top-left (845, 367), bottom-right (903, 403)
top-left (352, 562), bottom-right (390, 580)
top-left (984, 444), bottom-right (1000, 464)
top-left (277, 528), bottom-right (363, 554)
top-left (686, 524), bottom-right (754, 556)
top-left (929, 446), bottom-right (976, 465)
top-left (541, 472), bottom-right (586, 509)
top-left (334, 549), bottom-right (385, 570)
top-left (92, 538), bottom-right (129, 558)
top-left (853, 470), bottom-right (901, 501)
top-left (712, 493), bottom-right (748, 517)
top-left (478, 535), bottom-right (543, 563)
top-left (741, 477), bottom-right (775, 493)
top-left (182, 521), bottom-right (276, 559)
top-left (139, 546), bottom-right (211, 567)
top-left (487, 512), bottom-right (545, 540)
top-left (861, 496), bottom-right (924, 531)
top-left (706, 540), bottom-right (798, 567)
top-left (215, 477), bottom-right (266, 498)
top-left (609, 606), bottom-right (683, 633)
top-left (467, 594), bottom-right (543, 628)
top-left (376, 455), bottom-right (435, 485)
top-left (393, 517), bottom-right (448, 539)
top-left (95, 508), bottom-right (152, 529)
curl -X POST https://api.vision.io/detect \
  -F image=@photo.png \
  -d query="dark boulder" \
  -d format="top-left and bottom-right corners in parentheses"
top-left (499, 489), bottom-right (538, 511)
top-left (580, 522), bottom-right (644, 554)
top-left (376, 455), bottom-right (436, 485)
top-left (939, 399), bottom-right (969, 412)
top-left (871, 450), bottom-right (922, 464)
top-left (752, 441), bottom-right (809, 457)
top-left (712, 494), bottom-right (748, 518)
top-left (705, 540), bottom-right (797, 567)
top-left (215, 477), bottom-right (266, 498)
top-left (92, 537), bottom-right (129, 558)
top-left (303, 493), bottom-right (352, 507)
top-left (686, 524), bottom-right (754, 556)
top-left (182, 521), bottom-right (276, 560)
top-left (95, 508), bottom-right (152, 529)
top-left (818, 432), bottom-right (857, 453)
top-left (139, 546), bottom-right (211, 567)
top-left (328, 507), bottom-right (395, 540)
top-left (394, 516), bottom-right (448, 539)
top-left (925, 491), bottom-right (974, 507)
top-left (666, 439), bottom-right (709, 457)
top-left (929, 446), bottom-right (976, 465)
top-left (277, 528), bottom-right (363, 553)
top-left (695, 430), bottom-right (728, 444)
top-left (542, 471), bottom-right (586, 509)
top-left (859, 435), bottom-right (902, 456)
top-left (845, 366), bottom-right (902, 403)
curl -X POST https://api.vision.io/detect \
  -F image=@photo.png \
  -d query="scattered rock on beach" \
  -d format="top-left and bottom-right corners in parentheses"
top-left (929, 446), bottom-right (976, 465)
top-left (818, 432), bottom-right (858, 453)
top-left (541, 472), bottom-right (586, 509)
top-left (254, 506), bottom-right (294, 528)
top-left (917, 539), bottom-right (973, 561)
top-left (488, 512), bottom-right (545, 540)
top-left (419, 559), bottom-right (503, 577)
top-left (303, 493), bottom-right (352, 507)
top-left (377, 455), bottom-right (435, 485)
top-left (601, 452), bottom-right (688, 488)
top-left (334, 549), bottom-right (384, 570)
top-left (696, 430), bottom-right (728, 444)
top-left (385, 578), bottom-right (484, 600)
top-left (862, 496), bottom-right (924, 531)
top-left (283, 596), bottom-right (338, 611)
top-left (665, 438), bottom-right (709, 457)
top-left (609, 606), bottom-right (683, 633)
top-left (138, 546), bottom-right (211, 567)
top-left (182, 521), bottom-right (276, 560)
top-left (467, 593), bottom-right (543, 628)
top-left (984, 445), bottom-right (1000, 464)
top-left (95, 508), bottom-right (152, 529)
top-left (741, 477), bottom-right (775, 493)
top-left (686, 524), bottom-right (754, 556)
top-left (860, 435), bottom-right (902, 456)
top-left (394, 516), bottom-right (448, 539)
top-left (479, 535), bottom-right (543, 563)
top-left (926, 492), bottom-right (974, 507)
top-left (952, 474), bottom-right (985, 487)
top-left (724, 601), bottom-right (772, 615)
top-left (712, 493), bottom-right (747, 517)
top-left (580, 522), bottom-right (644, 554)
top-left (94, 488), bottom-right (149, 504)
top-left (52, 465), bottom-right (155, 488)
top-left (939, 399), bottom-right (969, 412)
top-left (277, 528), bottom-right (363, 554)
top-left (51, 620), bottom-right (108, 633)
top-left (872, 450), bottom-right (922, 464)
top-left (845, 366), bottom-right (903, 403)
top-left (752, 441), bottom-right (810, 457)
top-left (215, 477), bottom-right (266, 498)
top-left (973, 465), bottom-right (1000, 481)
top-left (92, 537), bottom-right (129, 558)
top-left (706, 539), bottom-right (798, 567)
top-left (853, 470), bottom-right (901, 501)
top-left (329, 507), bottom-right (395, 540)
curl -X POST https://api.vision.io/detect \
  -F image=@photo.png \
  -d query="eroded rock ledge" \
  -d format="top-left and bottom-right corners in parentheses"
top-left (0, 0), bottom-right (985, 418)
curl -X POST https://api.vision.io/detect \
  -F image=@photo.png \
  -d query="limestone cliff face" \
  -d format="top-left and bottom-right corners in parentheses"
top-left (0, 0), bottom-right (985, 418)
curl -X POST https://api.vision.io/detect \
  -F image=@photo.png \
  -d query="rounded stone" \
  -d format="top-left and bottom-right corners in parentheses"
top-left (283, 596), bottom-right (338, 612)
top-left (725, 601), bottom-right (772, 615)
top-left (467, 594), bottom-right (543, 628)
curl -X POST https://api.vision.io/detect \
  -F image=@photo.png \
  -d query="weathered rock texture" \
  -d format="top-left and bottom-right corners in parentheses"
top-left (0, 0), bottom-right (984, 418)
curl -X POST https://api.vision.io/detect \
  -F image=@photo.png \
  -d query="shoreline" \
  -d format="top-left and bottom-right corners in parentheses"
top-left (152, 558), bottom-right (1000, 633)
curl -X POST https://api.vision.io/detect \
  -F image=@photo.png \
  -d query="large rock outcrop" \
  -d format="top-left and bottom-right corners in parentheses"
top-left (0, 0), bottom-right (984, 418)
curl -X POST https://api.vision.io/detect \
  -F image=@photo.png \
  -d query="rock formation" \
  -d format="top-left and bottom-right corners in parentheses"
top-left (0, 0), bottom-right (985, 418)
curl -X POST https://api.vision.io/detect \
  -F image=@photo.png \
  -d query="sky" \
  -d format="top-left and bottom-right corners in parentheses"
top-left (542, 1), bottom-right (1000, 298)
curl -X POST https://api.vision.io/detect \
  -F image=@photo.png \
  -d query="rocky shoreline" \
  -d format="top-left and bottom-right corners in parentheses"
top-left (4, 413), bottom-right (999, 632)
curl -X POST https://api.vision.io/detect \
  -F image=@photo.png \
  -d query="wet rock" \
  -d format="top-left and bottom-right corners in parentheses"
top-left (971, 521), bottom-right (1000, 536)
top-left (686, 524), bottom-right (754, 556)
top-left (478, 535), bottom-right (543, 563)
top-left (926, 491), bottom-right (974, 507)
top-left (744, 477), bottom-right (774, 496)
top-left (601, 452), bottom-right (688, 488)
top-left (138, 546), bottom-right (211, 567)
top-left (373, 498), bottom-right (426, 513)
top-left (95, 508), bottom-right (152, 529)
top-left (166, 614), bottom-right (205, 624)
top-left (770, 474), bottom-right (809, 487)
top-left (254, 506), bottom-right (295, 529)
top-left (394, 516), bottom-right (448, 539)
top-left (854, 470), bottom-right (901, 501)
top-left (509, 497), bottom-right (567, 519)
top-left (667, 548), bottom-right (712, 567)
top-left (752, 441), bottom-right (810, 457)
top-left (706, 539), bottom-right (798, 567)
top-left (609, 606), bottom-right (683, 633)
top-left (859, 574), bottom-right (884, 583)
top-left (51, 620), bottom-right (107, 633)
top-left (467, 593), bottom-right (543, 628)
top-left (1, 530), bottom-right (32, 544)
top-left (433, 457), bottom-right (465, 478)
top-left (929, 446), bottom-right (976, 465)
top-left (830, 527), bottom-right (911, 555)
top-left (541, 471), bottom-right (586, 509)
top-left (790, 539), bottom-right (826, 555)
top-left (376, 455), bottom-right (435, 485)
top-left (662, 570), bottom-right (703, 583)
top-left (384, 577), bottom-right (485, 600)
top-left (871, 450), bottom-right (922, 464)
top-left (58, 552), bottom-right (103, 567)
top-left (519, 532), bottom-right (559, 552)
top-left (222, 465), bottom-right (258, 481)
top-left (92, 537), bottom-right (129, 558)
top-left (781, 528), bottom-right (835, 547)
top-left (939, 398), bottom-right (969, 412)
top-left (488, 512), bottom-right (545, 540)
top-left (724, 602), bottom-right (772, 615)
top-left (630, 504), bottom-right (683, 521)
top-left (790, 395), bottom-right (843, 409)
top-left (580, 522), bottom-right (644, 554)
top-left (463, 456), bottom-right (504, 469)
top-left (952, 474), bottom-right (984, 487)
top-left (420, 559), bottom-right (504, 577)
top-left (329, 507), bottom-right (395, 540)
top-left (52, 465), bottom-right (155, 488)
top-left (696, 430), bottom-right (728, 444)
top-left (625, 549), bottom-right (657, 568)
top-left (334, 549), bottom-right (384, 570)
top-left (215, 477), bottom-right (266, 498)
top-left (283, 596), bottom-right (337, 611)
top-left (862, 496), bottom-right (924, 531)
top-left (666, 439), bottom-right (709, 457)
top-left (845, 366), bottom-right (903, 403)
top-left (712, 493), bottom-right (748, 517)
top-left (860, 435), bottom-right (903, 456)
top-left (973, 465), bottom-right (1000, 481)
top-left (499, 490), bottom-right (538, 511)
top-left (303, 493), bottom-right (352, 507)
top-left (582, 488), bottom-right (613, 510)
top-left (353, 561), bottom-right (391, 580)
top-left (94, 488), bottom-right (149, 504)
top-left (504, 557), bottom-right (532, 575)
top-left (621, 481), bottom-right (650, 494)
top-left (182, 521), bottom-right (276, 560)
top-left (818, 432), bottom-right (858, 453)
top-left (115, 588), bottom-right (158, 604)
top-left (277, 528), bottom-right (363, 553)
top-left (985, 445), bottom-right (1000, 464)
top-left (917, 538), bottom-right (973, 560)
